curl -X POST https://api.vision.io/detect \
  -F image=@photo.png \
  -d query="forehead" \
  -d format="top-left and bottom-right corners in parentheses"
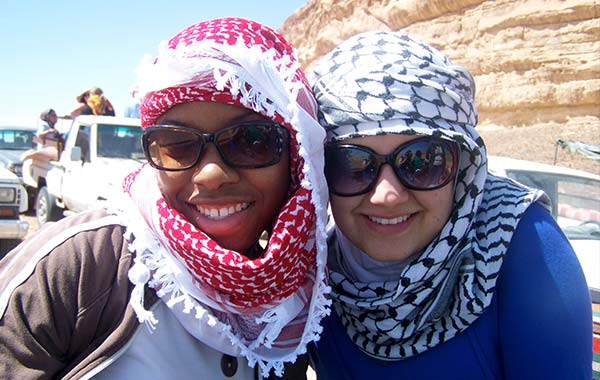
top-left (155, 101), bottom-right (265, 133)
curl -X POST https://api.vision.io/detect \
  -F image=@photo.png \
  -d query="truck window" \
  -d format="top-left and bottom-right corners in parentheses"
top-left (97, 124), bottom-right (144, 159)
top-left (75, 125), bottom-right (91, 163)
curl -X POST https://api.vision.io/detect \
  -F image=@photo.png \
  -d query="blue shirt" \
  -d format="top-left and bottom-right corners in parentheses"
top-left (310, 203), bottom-right (592, 379)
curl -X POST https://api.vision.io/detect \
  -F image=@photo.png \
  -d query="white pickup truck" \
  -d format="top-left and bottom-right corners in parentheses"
top-left (0, 167), bottom-right (28, 256)
top-left (22, 115), bottom-right (145, 226)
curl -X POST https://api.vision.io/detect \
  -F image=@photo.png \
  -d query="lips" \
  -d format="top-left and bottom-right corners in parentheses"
top-left (367, 214), bottom-right (411, 225)
top-left (197, 202), bottom-right (251, 220)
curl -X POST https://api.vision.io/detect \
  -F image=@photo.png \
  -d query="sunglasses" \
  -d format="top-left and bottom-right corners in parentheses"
top-left (142, 120), bottom-right (288, 171)
top-left (325, 136), bottom-right (460, 196)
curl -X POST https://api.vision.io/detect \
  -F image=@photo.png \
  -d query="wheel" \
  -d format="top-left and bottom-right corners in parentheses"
top-left (36, 186), bottom-right (62, 227)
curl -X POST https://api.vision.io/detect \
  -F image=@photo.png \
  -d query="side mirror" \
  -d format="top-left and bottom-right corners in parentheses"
top-left (70, 146), bottom-right (82, 162)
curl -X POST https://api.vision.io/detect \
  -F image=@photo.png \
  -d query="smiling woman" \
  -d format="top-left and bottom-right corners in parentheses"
top-left (146, 101), bottom-right (291, 255)
top-left (0, 17), bottom-right (329, 380)
top-left (308, 31), bottom-right (592, 379)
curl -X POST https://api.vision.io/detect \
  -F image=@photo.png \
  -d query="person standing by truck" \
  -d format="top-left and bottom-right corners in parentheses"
top-left (71, 90), bottom-right (92, 118)
top-left (0, 17), bottom-right (329, 379)
top-left (20, 108), bottom-right (62, 161)
top-left (34, 108), bottom-right (59, 150)
top-left (71, 87), bottom-right (116, 117)
top-left (86, 86), bottom-right (116, 116)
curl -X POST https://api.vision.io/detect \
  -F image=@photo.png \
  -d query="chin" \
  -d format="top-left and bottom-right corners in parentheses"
top-left (365, 245), bottom-right (416, 262)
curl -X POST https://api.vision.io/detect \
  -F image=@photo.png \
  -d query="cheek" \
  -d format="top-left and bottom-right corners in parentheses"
top-left (156, 171), bottom-right (189, 204)
top-left (268, 158), bottom-right (291, 202)
top-left (247, 156), bottom-right (291, 220)
top-left (329, 195), bottom-right (359, 227)
top-left (425, 185), bottom-right (455, 226)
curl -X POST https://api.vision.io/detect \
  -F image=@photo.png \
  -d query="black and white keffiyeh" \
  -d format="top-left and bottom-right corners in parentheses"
top-left (311, 32), bottom-right (549, 359)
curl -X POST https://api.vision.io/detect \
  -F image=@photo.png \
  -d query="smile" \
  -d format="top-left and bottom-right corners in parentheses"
top-left (368, 214), bottom-right (410, 225)
top-left (197, 202), bottom-right (251, 220)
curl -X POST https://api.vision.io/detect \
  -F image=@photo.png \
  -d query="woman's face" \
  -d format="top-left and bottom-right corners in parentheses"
top-left (47, 112), bottom-right (57, 126)
top-left (329, 134), bottom-right (455, 262)
top-left (154, 101), bottom-right (290, 253)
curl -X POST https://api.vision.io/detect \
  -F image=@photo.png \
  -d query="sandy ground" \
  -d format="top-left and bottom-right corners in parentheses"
top-left (478, 120), bottom-right (600, 175)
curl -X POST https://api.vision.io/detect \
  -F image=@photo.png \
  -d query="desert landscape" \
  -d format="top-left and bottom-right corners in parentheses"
top-left (280, 0), bottom-right (599, 174)
top-left (20, 0), bottom-right (600, 240)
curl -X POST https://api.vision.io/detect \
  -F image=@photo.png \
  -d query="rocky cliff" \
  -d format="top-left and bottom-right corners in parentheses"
top-left (280, 0), bottom-right (600, 173)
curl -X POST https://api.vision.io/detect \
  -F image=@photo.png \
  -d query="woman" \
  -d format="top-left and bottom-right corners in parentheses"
top-left (86, 86), bottom-right (115, 116)
top-left (20, 108), bottom-right (62, 161)
top-left (0, 18), bottom-right (329, 379)
top-left (309, 32), bottom-right (592, 379)
top-left (34, 108), bottom-right (59, 149)
top-left (71, 90), bottom-right (92, 118)
top-left (71, 87), bottom-right (115, 117)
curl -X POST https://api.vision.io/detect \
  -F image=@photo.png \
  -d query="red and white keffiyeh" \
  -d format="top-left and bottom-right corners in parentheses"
top-left (119, 18), bottom-right (330, 376)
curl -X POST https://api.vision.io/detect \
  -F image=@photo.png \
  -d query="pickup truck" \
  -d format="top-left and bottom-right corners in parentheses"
top-left (0, 167), bottom-right (28, 257)
top-left (22, 115), bottom-right (145, 226)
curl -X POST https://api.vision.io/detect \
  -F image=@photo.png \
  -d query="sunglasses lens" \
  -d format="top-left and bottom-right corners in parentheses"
top-left (143, 122), bottom-right (287, 171)
top-left (217, 123), bottom-right (284, 168)
top-left (393, 138), bottom-right (458, 190)
top-left (325, 137), bottom-right (459, 196)
top-left (144, 128), bottom-right (202, 170)
top-left (325, 146), bottom-right (378, 196)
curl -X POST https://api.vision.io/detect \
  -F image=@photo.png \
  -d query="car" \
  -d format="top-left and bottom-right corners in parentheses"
top-left (0, 166), bottom-right (29, 258)
top-left (22, 116), bottom-right (144, 226)
top-left (487, 155), bottom-right (600, 292)
top-left (0, 125), bottom-right (36, 181)
top-left (488, 156), bottom-right (600, 369)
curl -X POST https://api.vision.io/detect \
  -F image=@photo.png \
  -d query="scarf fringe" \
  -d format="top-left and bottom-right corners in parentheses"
top-left (127, 261), bottom-right (158, 330)
top-left (110, 198), bottom-right (331, 377)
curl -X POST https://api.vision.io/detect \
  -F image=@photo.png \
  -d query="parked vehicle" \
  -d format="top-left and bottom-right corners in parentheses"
top-left (22, 115), bottom-right (145, 227)
top-left (0, 125), bottom-right (36, 182)
top-left (487, 155), bottom-right (600, 291)
top-left (0, 167), bottom-right (28, 258)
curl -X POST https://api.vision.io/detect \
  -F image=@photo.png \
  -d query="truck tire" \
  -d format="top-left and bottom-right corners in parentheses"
top-left (36, 186), bottom-right (62, 227)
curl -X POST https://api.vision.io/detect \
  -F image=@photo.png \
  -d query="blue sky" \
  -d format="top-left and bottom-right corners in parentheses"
top-left (0, 0), bottom-right (307, 128)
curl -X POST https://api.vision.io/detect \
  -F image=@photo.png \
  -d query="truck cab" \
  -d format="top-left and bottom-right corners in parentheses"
top-left (22, 116), bottom-right (144, 226)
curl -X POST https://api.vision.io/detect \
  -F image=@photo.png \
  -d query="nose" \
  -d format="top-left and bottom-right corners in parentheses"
top-left (368, 165), bottom-right (410, 205)
top-left (191, 145), bottom-right (240, 190)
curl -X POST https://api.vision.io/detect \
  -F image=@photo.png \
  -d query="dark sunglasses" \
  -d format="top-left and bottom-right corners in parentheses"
top-left (142, 120), bottom-right (288, 171)
top-left (325, 136), bottom-right (460, 196)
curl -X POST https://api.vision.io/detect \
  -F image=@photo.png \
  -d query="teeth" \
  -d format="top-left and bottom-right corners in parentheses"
top-left (368, 214), bottom-right (410, 225)
top-left (198, 202), bottom-right (250, 220)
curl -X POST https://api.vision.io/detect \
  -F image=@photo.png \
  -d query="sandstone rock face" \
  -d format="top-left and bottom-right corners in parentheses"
top-left (281, 0), bottom-right (600, 173)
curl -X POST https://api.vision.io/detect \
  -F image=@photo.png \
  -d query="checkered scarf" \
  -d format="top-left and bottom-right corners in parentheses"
top-left (122, 18), bottom-right (330, 376)
top-left (311, 31), bottom-right (549, 359)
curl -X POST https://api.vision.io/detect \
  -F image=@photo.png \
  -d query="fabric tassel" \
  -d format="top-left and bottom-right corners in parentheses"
top-left (128, 262), bottom-right (158, 330)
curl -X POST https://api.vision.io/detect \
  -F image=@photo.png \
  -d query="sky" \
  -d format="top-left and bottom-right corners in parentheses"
top-left (0, 0), bottom-right (307, 129)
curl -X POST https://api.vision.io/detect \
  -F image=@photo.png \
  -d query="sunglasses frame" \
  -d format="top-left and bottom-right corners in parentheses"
top-left (142, 120), bottom-right (289, 171)
top-left (325, 136), bottom-right (460, 196)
